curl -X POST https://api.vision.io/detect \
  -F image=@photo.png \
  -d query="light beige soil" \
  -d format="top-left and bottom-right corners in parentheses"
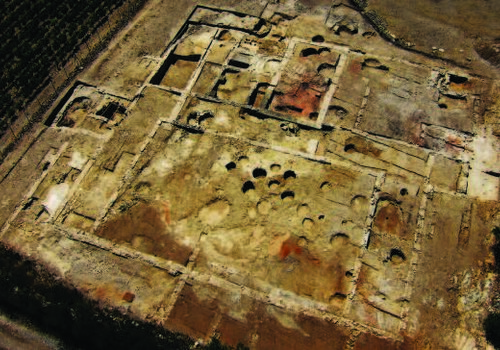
top-left (1, 0), bottom-right (500, 349)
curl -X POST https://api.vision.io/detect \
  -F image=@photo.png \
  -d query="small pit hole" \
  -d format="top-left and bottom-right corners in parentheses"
top-left (268, 179), bottom-right (280, 190)
top-left (330, 232), bottom-right (349, 244)
top-left (198, 112), bottom-right (214, 125)
top-left (217, 30), bottom-right (231, 40)
top-left (238, 156), bottom-right (249, 166)
top-left (297, 204), bottom-right (310, 216)
top-left (302, 218), bottom-right (314, 229)
top-left (301, 47), bottom-right (319, 57)
top-left (389, 248), bottom-right (406, 264)
top-left (42, 162), bottom-right (50, 171)
top-left (345, 270), bottom-right (354, 277)
top-left (225, 162), bottom-right (236, 171)
top-left (312, 35), bottom-right (325, 43)
top-left (281, 191), bottom-right (295, 201)
top-left (135, 181), bottom-right (151, 191)
top-left (309, 112), bottom-right (319, 120)
top-left (330, 105), bottom-right (348, 118)
top-left (242, 181), bottom-right (255, 193)
top-left (318, 214), bottom-right (325, 220)
top-left (253, 168), bottom-right (267, 178)
top-left (449, 74), bottom-right (468, 84)
top-left (398, 298), bottom-right (410, 306)
top-left (438, 103), bottom-right (448, 109)
top-left (344, 144), bottom-right (356, 152)
top-left (187, 112), bottom-right (198, 124)
top-left (283, 170), bottom-right (296, 180)
top-left (297, 236), bottom-right (308, 247)
top-left (330, 293), bottom-right (347, 302)
top-left (320, 181), bottom-right (331, 191)
top-left (400, 188), bottom-right (408, 196)
top-left (270, 164), bottom-right (281, 172)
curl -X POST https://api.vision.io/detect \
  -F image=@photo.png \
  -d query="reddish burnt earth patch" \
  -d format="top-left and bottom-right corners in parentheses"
top-left (446, 134), bottom-right (464, 148)
top-left (408, 124), bottom-right (425, 147)
top-left (403, 110), bottom-right (427, 146)
top-left (373, 202), bottom-right (404, 237)
top-left (166, 285), bottom-right (219, 340)
top-left (296, 313), bottom-right (350, 350)
top-left (94, 285), bottom-right (123, 303)
top-left (279, 238), bottom-right (303, 260)
top-left (273, 236), bottom-right (355, 301)
top-left (256, 309), bottom-right (350, 350)
top-left (272, 79), bottom-right (324, 119)
top-left (348, 59), bottom-right (363, 74)
top-left (122, 291), bottom-right (135, 303)
top-left (217, 315), bottom-right (254, 348)
top-left (355, 331), bottom-right (423, 350)
top-left (95, 202), bottom-right (192, 265)
top-left (162, 200), bottom-right (172, 225)
top-left (279, 237), bottom-right (321, 265)
top-left (354, 332), bottom-right (402, 350)
top-left (444, 134), bottom-right (465, 155)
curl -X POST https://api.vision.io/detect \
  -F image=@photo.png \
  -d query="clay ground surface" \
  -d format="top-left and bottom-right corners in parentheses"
top-left (1, 0), bottom-right (500, 349)
top-left (359, 0), bottom-right (500, 73)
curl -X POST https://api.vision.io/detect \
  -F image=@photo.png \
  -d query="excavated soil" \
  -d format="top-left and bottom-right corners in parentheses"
top-left (1, 0), bottom-right (500, 349)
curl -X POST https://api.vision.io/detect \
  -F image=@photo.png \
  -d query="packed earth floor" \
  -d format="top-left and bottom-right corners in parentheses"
top-left (1, 1), bottom-right (500, 349)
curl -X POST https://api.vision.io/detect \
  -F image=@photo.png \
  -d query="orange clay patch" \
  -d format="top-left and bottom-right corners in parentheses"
top-left (163, 200), bottom-right (172, 225)
top-left (279, 238), bottom-right (303, 260)
top-left (278, 237), bottom-right (321, 266)
top-left (348, 60), bottom-right (362, 74)
top-left (373, 203), bottom-right (403, 237)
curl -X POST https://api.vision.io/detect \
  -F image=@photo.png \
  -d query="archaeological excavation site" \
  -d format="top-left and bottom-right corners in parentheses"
top-left (2, 0), bottom-right (500, 349)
